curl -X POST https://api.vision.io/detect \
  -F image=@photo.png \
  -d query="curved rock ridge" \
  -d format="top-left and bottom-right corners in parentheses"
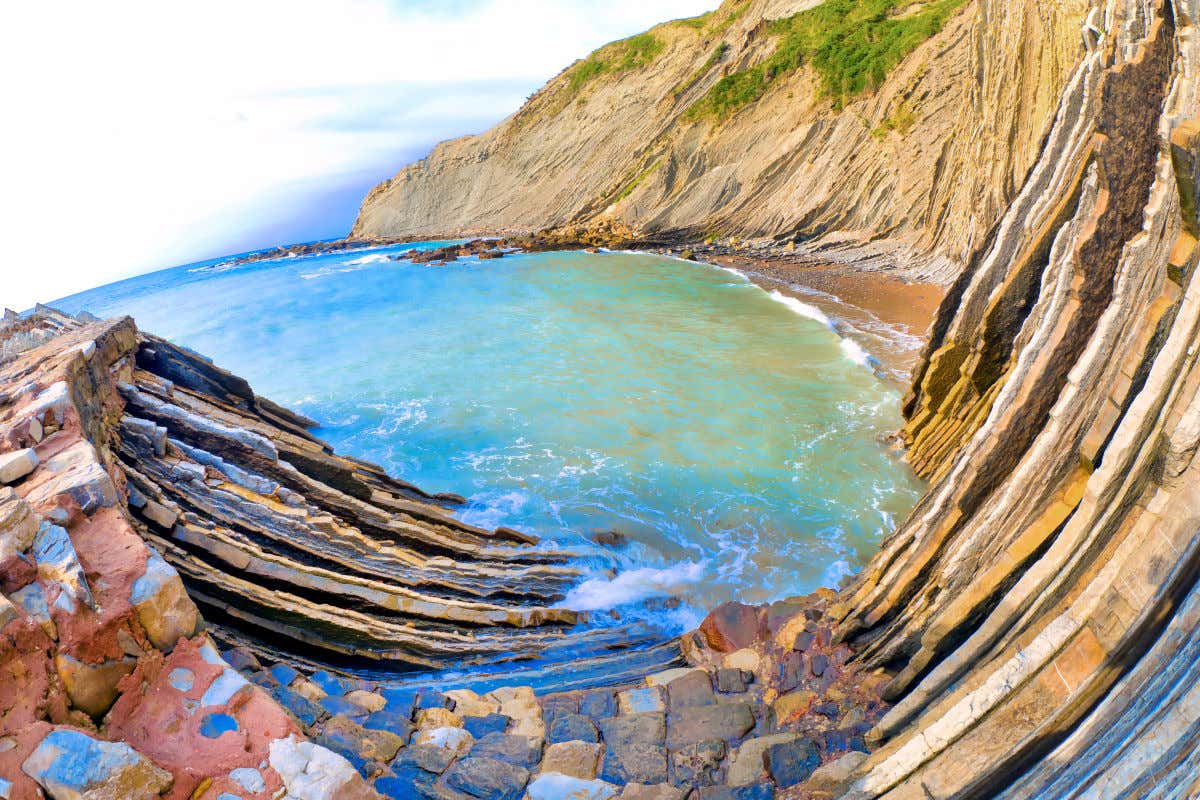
top-left (0, 311), bottom-right (381, 800)
top-left (351, 0), bottom-right (1091, 285)
top-left (832, 0), bottom-right (1200, 796)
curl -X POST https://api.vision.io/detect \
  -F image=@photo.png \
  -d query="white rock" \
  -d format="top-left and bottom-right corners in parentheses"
top-left (0, 448), bottom-right (37, 484)
top-left (269, 735), bottom-right (364, 800)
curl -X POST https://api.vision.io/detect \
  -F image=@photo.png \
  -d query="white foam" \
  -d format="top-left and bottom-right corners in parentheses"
top-left (344, 253), bottom-right (391, 266)
top-left (767, 290), bottom-right (835, 330)
top-left (840, 338), bottom-right (876, 368)
top-left (561, 561), bottom-right (706, 611)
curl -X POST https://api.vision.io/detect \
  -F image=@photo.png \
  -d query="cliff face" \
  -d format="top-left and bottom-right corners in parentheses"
top-left (351, 0), bottom-right (1090, 284)
top-left (835, 0), bottom-right (1200, 796)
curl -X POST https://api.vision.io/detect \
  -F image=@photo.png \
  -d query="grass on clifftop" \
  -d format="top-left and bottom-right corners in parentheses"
top-left (563, 32), bottom-right (666, 100)
top-left (687, 0), bottom-right (970, 121)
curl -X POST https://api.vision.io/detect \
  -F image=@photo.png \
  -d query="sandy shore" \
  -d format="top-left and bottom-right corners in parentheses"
top-left (709, 255), bottom-right (947, 386)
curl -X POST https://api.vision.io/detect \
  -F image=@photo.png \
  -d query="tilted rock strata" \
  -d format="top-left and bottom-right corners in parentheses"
top-left (0, 314), bottom-right (381, 800)
top-left (352, 0), bottom-right (1090, 285)
top-left (833, 0), bottom-right (1200, 796)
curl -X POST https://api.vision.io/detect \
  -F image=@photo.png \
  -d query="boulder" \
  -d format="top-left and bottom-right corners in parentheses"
top-left (32, 520), bottom-right (95, 612)
top-left (699, 603), bottom-right (761, 653)
top-left (0, 448), bottom-right (38, 484)
top-left (55, 654), bottom-right (136, 717)
top-left (22, 728), bottom-right (172, 799)
top-left (129, 550), bottom-right (199, 651)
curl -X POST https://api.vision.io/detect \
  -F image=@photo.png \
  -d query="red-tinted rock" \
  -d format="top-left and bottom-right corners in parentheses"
top-left (699, 602), bottom-right (761, 653)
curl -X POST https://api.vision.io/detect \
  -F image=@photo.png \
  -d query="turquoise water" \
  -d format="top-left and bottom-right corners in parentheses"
top-left (54, 242), bottom-right (922, 631)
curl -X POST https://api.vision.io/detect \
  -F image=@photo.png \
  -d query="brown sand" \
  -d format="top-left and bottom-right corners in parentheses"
top-left (711, 255), bottom-right (947, 384)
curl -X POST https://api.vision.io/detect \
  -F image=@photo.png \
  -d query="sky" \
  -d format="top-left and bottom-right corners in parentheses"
top-left (3, 0), bottom-right (716, 312)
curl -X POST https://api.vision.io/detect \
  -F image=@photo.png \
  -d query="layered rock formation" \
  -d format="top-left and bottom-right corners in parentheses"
top-left (831, 0), bottom-right (1200, 796)
top-left (351, 0), bottom-right (1091, 284)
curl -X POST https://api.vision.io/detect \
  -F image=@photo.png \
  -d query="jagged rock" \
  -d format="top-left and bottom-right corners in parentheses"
top-left (0, 448), bottom-right (37, 484)
top-left (32, 520), bottom-right (95, 612)
top-left (22, 728), bottom-right (172, 799)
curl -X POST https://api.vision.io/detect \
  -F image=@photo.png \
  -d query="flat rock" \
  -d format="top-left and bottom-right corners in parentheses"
top-left (599, 742), bottom-right (668, 785)
top-left (579, 690), bottom-right (618, 720)
top-left (598, 713), bottom-right (665, 748)
top-left (443, 755), bottom-right (530, 800)
top-left (541, 741), bottom-right (602, 779)
top-left (666, 670), bottom-right (715, 709)
top-left (463, 714), bottom-right (511, 739)
top-left (618, 785), bottom-right (687, 800)
top-left (395, 743), bottom-right (458, 775)
top-left (665, 704), bottom-right (754, 748)
top-left (527, 773), bottom-right (619, 800)
top-left (469, 732), bottom-right (541, 769)
top-left (618, 687), bottom-right (665, 715)
top-left (548, 712), bottom-right (599, 744)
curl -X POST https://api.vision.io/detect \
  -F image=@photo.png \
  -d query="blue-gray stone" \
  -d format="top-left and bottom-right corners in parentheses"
top-left (270, 663), bottom-right (299, 686)
top-left (464, 713), bottom-right (511, 739)
top-left (271, 686), bottom-right (323, 726)
top-left (199, 713), bottom-right (239, 738)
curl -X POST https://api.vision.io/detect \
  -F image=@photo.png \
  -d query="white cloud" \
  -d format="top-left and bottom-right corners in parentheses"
top-left (1, 0), bottom-right (714, 311)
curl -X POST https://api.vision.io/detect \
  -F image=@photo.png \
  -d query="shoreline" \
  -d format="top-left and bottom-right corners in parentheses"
top-left (702, 254), bottom-right (946, 387)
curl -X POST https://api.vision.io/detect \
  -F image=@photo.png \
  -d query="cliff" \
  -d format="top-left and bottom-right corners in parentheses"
top-left (351, 0), bottom-right (1091, 284)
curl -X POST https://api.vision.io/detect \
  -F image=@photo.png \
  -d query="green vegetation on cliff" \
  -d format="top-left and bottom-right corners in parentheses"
top-left (564, 32), bottom-right (666, 100)
top-left (688, 0), bottom-right (971, 120)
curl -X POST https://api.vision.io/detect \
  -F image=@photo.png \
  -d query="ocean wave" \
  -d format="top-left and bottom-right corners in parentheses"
top-left (840, 338), bottom-right (876, 368)
top-left (561, 561), bottom-right (706, 611)
top-left (458, 490), bottom-right (530, 529)
top-left (344, 253), bottom-right (392, 266)
top-left (768, 290), bottom-right (836, 330)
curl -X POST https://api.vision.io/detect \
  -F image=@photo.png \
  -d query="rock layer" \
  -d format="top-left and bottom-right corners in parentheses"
top-left (833, 0), bottom-right (1200, 796)
top-left (351, 0), bottom-right (1091, 285)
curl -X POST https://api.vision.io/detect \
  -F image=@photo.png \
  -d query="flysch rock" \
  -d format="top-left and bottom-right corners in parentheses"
top-left (0, 448), bottom-right (37, 484)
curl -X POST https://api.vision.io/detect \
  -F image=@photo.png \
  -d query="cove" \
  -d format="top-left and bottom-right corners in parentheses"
top-left (55, 242), bottom-right (922, 634)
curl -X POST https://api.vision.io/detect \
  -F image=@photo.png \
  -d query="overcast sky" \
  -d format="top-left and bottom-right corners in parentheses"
top-left (3, 0), bottom-right (714, 311)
